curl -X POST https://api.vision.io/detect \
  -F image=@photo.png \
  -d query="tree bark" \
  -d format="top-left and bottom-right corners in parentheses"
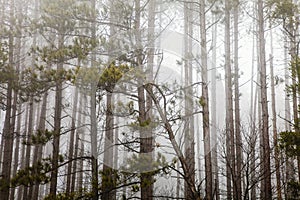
top-left (258, 0), bottom-right (272, 199)
top-left (49, 35), bottom-right (64, 197)
top-left (199, 0), bottom-right (212, 199)
top-left (66, 87), bottom-right (78, 194)
top-left (269, 24), bottom-right (282, 200)
top-left (0, 1), bottom-right (15, 199)
top-left (225, 0), bottom-right (234, 198)
top-left (233, 1), bottom-right (242, 199)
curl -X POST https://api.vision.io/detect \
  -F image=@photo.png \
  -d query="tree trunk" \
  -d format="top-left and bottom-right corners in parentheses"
top-left (102, 92), bottom-right (115, 200)
top-left (233, 2), bottom-right (242, 200)
top-left (71, 92), bottom-right (84, 193)
top-left (269, 24), bottom-right (282, 200)
top-left (199, 0), bottom-right (212, 199)
top-left (23, 97), bottom-right (35, 199)
top-left (0, 1), bottom-right (15, 198)
top-left (32, 92), bottom-right (48, 200)
top-left (66, 87), bottom-right (78, 194)
top-left (17, 105), bottom-right (29, 200)
top-left (211, 6), bottom-right (219, 200)
top-left (225, 0), bottom-right (234, 198)
top-left (184, 1), bottom-right (196, 199)
top-left (258, 0), bottom-right (272, 199)
top-left (49, 35), bottom-right (64, 197)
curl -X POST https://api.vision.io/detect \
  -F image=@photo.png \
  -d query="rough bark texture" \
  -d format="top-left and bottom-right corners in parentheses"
top-left (66, 87), bottom-right (78, 194)
top-left (32, 93), bottom-right (48, 200)
top-left (102, 92), bottom-right (115, 200)
top-left (23, 98), bottom-right (35, 199)
top-left (211, 7), bottom-right (219, 200)
top-left (200, 0), bottom-right (212, 199)
top-left (49, 35), bottom-right (64, 197)
top-left (269, 27), bottom-right (282, 200)
top-left (0, 1), bottom-right (15, 198)
top-left (225, 0), bottom-right (234, 198)
top-left (184, 1), bottom-right (196, 199)
top-left (90, 0), bottom-right (99, 199)
top-left (258, 0), bottom-right (272, 199)
top-left (233, 2), bottom-right (242, 200)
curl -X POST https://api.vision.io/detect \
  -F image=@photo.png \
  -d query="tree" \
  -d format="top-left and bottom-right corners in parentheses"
top-left (257, 0), bottom-right (272, 199)
top-left (0, 1), bottom-right (17, 199)
top-left (233, 1), bottom-right (242, 199)
top-left (199, 0), bottom-right (212, 199)
top-left (224, 0), bottom-right (235, 198)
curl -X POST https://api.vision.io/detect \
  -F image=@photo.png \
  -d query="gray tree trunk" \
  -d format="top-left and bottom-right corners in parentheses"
top-left (233, 2), bottom-right (242, 199)
top-left (269, 25), bottom-right (282, 200)
top-left (257, 0), bottom-right (272, 199)
top-left (224, 0), bottom-right (234, 198)
top-left (199, 0), bottom-right (212, 199)
top-left (49, 35), bottom-right (64, 197)
top-left (0, 1), bottom-right (15, 198)
top-left (66, 87), bottom-right (78, 194)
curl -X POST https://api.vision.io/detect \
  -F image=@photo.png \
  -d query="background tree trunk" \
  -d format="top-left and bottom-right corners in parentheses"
top-left (200, 0), bottom-right (212, 199)
top-left (258, 0), bottom-right (272, 199)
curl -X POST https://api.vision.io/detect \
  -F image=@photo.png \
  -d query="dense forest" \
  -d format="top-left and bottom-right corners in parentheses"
top-left (0, 0), bottom-right (300, 199)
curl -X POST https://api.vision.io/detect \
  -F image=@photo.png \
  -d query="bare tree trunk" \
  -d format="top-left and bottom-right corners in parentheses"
top-left (23, 98), bottom-right (35, 199)
top-left (90, 1), bottom-right (99, 198)
top-left (90, 85), bottom-right (99, 200)
top-left (102, 91), bottom-right (115, 200)
top-left (284, 36), bottom-right (294, 199)
top-left (199, 1), bottom-right (212, 199)
top-left (32, 92), bottom-right (48, 200)
top-left (233, 1), bottom-right (242, 199)
top-left (71, 92), bottom-right (83, 193)
top-left (258, 0), bottom-right (272, 199)
top-left (141, 0), bottom-right (156, 199)
top-left (0, 1), bottom-right (15, 198)
top-left (10, 103), bottom-right (22, 200)
top-left (17, 105), bottom-right (29, 200)
top-left (184, 1), bottom-right (196, 199)
top-left (269, 24), bottom-right (282, 200)
top-left (250, 12), bottom-right (257, 199)
top-left (49, 35), bottom-right (64, 197)
top-left (211, 7), bottom-right (219, 200)
top-left (66, 87), bottom-right (78, 194)
top-left (77, 94), bottom-right (87, 192)
top-left (225, 0), bottom-right (234, 198)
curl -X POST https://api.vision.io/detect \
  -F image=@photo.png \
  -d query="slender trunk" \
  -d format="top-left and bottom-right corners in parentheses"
top-left (199, 1), bottom-right (212, 199)
top-left (141, 0), bottom-right (156, 199)
top-left (10, 103), bottom-right (22, 200)
top-left (269, 24), bottom-right (282, 200)
top-left (284, 36), bottom-right (294, 199)
top-left (0, 1), bottom-right (15, 198)
top-left (102, 92), bottom-right (115, 200)
top-left (250, 13), bottom-right (257, 199)
top-left (31, 92), bottom-right (48, 200)
top-left (211, 7), bottom-right (219, 200)
top-left (184, 1), bottom-right (196, 199)
top-left (17, 105), bottom-right (29, 200)
top-left (90, 85), bottom-right (99, 200)
top-left (66, 87), bottom-right (78, 194)
top-left (90, 0), bottom-right (99, 198)
top-left (23, 98), bottom-right (35, 199)
top-left (77, 94), bottom-right (87, 192)
top-left (71, 92), bottom-right (83, 193)
top-left (233, 2), bottom-right (242, 200)
top-left (225, 0), bottom-right (234, 198)
top-left (258, 0), bottom-right (272, 199)
top-left (49, 35), bottom-right (64, 197)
